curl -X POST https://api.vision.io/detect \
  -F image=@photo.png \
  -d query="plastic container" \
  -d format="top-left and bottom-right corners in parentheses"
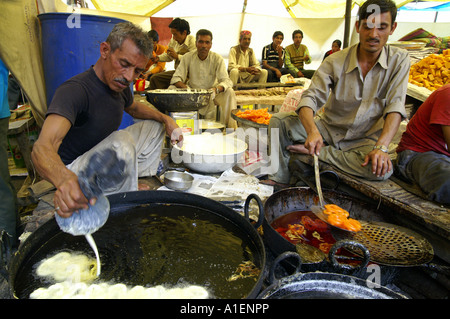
top-left (38, 13), bottom-right (132, 129)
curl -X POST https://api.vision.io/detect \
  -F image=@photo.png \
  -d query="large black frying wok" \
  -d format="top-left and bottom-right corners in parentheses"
top-left (263, 187), bottom-right (399, 283)
top-left (9, 191), bottom-right (266, 299)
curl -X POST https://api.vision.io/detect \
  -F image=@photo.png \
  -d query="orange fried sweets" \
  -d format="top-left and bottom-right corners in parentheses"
top-left (235, 108), bottom-right (272, 125)
top-left (322, 204), bottom-right (362, 232)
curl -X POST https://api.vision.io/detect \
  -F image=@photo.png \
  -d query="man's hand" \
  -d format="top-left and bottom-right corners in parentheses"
top-left (275, 69), bottom-right (282, 78)
top-left (304, 130), bottom-right (324, 155)
top-left (244, 66), bottom-right (260, 75)
top-left (361, 149), bottom-right (392, 178)
top-left (167, 47), bottom-right (178, 60)
top-left (53, 170), bottom-right (93, 218)
top-left (163, 115), bottom-right (183, 147)
top-left (276, 44), bottom-right (283, 55)
top-left (297, 70), bottom-right (305, 77)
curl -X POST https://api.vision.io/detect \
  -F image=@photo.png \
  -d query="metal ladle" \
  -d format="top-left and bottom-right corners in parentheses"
top-left (310, 155), bottom-right (357, 234)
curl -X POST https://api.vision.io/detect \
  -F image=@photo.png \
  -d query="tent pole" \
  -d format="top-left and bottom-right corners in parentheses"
top-left (343, 0), bottom-right (352, 48)
top-left (238, 0), bottom-right (248, 43)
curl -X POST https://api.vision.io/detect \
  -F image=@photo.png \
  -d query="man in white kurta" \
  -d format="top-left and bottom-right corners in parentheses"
top-left (228, 30), bottom-right (268, 86)
top-left (170, 29), bottom-right (237, 129)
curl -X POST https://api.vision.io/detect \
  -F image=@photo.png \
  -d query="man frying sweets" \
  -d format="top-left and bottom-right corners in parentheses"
top-left (32, 22), bottom-right (183, 218)
top-left (265, 0), bottom-right (410, 186)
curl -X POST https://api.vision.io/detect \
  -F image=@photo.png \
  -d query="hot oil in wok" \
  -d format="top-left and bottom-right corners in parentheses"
top-left (14, 204), bottom-right (260, 299)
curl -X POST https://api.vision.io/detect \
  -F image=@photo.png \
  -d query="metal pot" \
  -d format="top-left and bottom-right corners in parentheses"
top-left (171, 134), bottom-right (247, 174)
top-left (259, 254), bottom-right (407, 299)
top-left (9, 191), bottom-right (266, 299)
top-left (257, 252), bottom-right (407, 299)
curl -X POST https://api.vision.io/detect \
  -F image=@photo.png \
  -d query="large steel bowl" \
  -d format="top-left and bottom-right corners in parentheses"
top-left (146, 89), bottom-right (212, 112)
top-left (171, 134), bottom-right (247, 174)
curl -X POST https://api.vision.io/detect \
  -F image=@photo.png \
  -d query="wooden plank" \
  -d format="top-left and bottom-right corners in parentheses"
top-left (293, 155), bottom-right (450, 241)
top-left (407, 83), bottom-right (432, 102)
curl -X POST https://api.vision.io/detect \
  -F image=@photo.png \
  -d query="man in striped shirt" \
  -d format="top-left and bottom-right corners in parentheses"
top-left (261, 31), bottom-right (290, 82)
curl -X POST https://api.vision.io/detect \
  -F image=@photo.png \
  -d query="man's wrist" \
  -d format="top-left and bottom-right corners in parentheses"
top-left (373, 145), bottom-right (388, 153)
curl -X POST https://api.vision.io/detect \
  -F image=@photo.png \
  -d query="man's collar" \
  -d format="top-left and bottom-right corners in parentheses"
top-left (346, 44), bottom-right (388, 73)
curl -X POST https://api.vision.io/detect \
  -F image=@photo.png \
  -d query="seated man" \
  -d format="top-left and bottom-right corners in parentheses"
top-left (32, 22), bottom-right (183, 218)
top-left (148, 18), bottom-right (196, 90)
top-left (142, 30), bottom-right (167, 80)
top-left (228, 30), bottom-right (268, 86)
top-left (266, 0), bottom-right (409, 186)
top-left (262, 31), bottom-right (290, 82)
top-left (170, 29), bottom-right (237, 129)
top-left (284, 29), bottom-right (315, 79)
top-left (395, 84), bottom-right (450, 205)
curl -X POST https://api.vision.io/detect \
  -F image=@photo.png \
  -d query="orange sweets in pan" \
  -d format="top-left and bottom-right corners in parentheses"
top-left (322, 204), bottom-right (362, 232)
top-left (235, 108), bottom-right (272, 125)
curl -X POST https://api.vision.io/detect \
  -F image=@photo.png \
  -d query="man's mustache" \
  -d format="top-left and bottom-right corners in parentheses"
top-left (114, 78), bottom-right (131, 86)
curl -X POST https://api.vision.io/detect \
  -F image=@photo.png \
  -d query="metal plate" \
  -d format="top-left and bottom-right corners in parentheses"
top-left (146, 89), bottom-right (211, 112)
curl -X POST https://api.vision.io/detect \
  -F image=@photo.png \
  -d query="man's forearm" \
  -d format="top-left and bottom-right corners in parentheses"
top-left (125, 101), bottom-right (170, 124)
top-left (298, 106), bottom-right (319, 135)
top-left (375, 112), bottom-right (402, 147)
top-left (31, 142), bottom-right (73, 188)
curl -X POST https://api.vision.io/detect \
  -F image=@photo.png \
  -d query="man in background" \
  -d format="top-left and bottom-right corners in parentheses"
top-left (149, 18), bottom-right (196, 89)
top-left (284, 29), bottom-right (315, 79)
top-left (228, 30), bottom-right (268, 86)
top-left (171, 29), bottom-right (237, 129)
top-left (142, 30), bottom-right (167, 80)
top-left (262, 31), bottom-right (290, 82)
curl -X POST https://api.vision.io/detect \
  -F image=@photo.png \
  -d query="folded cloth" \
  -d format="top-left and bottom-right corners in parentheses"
top-left (56, 149), bottom-right (127, 236)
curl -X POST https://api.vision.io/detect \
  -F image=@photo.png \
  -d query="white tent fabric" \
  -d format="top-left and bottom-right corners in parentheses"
top-left (87, 0), bottom-right (450, 18)
top-left (0, 0), bottom-right (47, 126)
top-left (0, 0), bottom-right (449, 126)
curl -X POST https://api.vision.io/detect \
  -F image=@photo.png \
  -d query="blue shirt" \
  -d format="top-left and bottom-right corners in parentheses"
top-left (0, 58), bottom-right (10, 119)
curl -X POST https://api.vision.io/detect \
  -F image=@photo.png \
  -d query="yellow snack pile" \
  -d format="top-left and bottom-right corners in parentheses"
top-left (409, 49), bottom-right (450, 91)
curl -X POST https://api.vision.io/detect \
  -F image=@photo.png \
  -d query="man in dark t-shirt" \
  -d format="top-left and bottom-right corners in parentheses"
top-left (32, 22), bottom-right (183, 218)
top-left (48, 67), bottom-right (133, 165)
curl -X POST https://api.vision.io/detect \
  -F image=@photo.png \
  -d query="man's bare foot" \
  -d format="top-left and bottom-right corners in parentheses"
top-left (287, 144), bottom-right (309, 154)
top-left (138, 182), bottom-right (151, 191)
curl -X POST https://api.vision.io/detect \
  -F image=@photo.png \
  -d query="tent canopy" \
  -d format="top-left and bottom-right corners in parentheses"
top-left (87, 0), bottom-right (449, 18)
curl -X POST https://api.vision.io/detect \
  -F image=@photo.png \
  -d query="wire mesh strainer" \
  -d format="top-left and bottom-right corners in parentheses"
top-left (334, 221), bottom-right (434, 266)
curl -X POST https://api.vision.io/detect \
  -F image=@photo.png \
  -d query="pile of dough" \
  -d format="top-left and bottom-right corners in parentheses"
top-left (30, 282), bottom-right (209, 299)
top-left (35, 251), bottom-right (98, 283)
